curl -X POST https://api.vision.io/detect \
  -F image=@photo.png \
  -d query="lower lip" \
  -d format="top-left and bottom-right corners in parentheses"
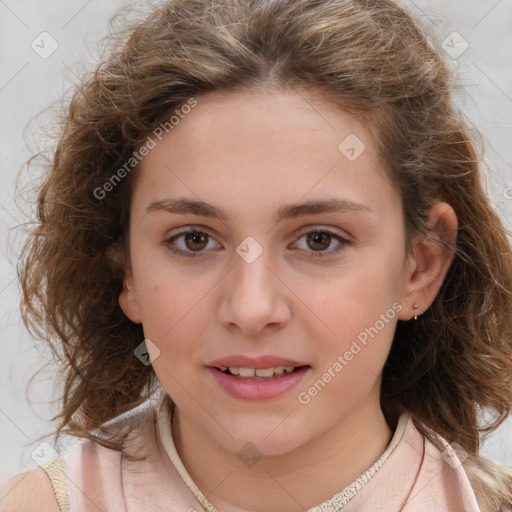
top-left (206, 366), bottom-right (310, 400)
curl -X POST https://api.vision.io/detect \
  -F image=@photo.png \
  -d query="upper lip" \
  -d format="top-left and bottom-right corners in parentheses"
top-left (206, 355), bottom-right (309, 369)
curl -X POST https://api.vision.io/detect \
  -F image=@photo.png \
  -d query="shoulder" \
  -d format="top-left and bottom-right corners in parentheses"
top-left (0, 467), bottom-right (60, 512)
top-left (0, 399), bottom-right (163, 512)
top-left (395, 415), bottom-right (482, 511)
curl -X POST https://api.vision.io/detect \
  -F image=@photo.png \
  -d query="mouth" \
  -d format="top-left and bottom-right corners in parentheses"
top-left (205, 355), bottom-right (311, 399)
top-left (206, 363), bottom-right (311, 400)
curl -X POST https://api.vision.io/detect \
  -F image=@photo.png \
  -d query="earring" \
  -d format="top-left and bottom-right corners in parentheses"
top-left (412, 303), bottom-right (419, 321)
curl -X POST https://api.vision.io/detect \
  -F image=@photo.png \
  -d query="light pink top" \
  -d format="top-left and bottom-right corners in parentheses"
top-left (43, 393), bottom-right (482, 511)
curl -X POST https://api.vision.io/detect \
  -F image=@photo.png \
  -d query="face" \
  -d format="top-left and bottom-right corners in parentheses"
top-left (119, 87), bottom-right (417, 456)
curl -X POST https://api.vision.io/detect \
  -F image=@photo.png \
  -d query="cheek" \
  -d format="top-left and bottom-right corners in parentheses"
top-left (307, 258), bottom-right (402, 328)
top-left (138, 281), bottom-right (205, 344)
top-left (301, 254), bottom-right (403, 371)
top-left (130, 238), bottom-right (206, 325)
top-left (304, 277), bottom-right (398, 411)
top-left (129, 261), bottom-right (195, 355)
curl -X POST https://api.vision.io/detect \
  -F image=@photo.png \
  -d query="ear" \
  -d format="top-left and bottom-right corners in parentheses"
top-left (398, 201), bottom-right (458, 321)
top-left (107, 243), bottom-right (142, 324)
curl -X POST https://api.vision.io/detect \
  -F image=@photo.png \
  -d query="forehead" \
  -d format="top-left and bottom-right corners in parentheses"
top-left (159, 87), bottom-right (377, 158)
top-left (132, 87), bottom-right (398, 224)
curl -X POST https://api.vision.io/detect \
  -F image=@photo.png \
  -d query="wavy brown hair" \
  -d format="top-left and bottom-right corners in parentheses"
top-left (18, 0), bottom-right (512, 509)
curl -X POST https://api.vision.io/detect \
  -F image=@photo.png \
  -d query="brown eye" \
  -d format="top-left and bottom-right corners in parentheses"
top-left (293, 228), bottom-right (351, 259)
top-left (306, 232), bottom-right (332, 251)
top-left (164, 229), bottom-right (221, 258)
top-left (183, 232), bottom-right (209, 251)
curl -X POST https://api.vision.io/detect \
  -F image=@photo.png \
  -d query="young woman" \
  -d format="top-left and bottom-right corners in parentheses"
top-left (2, 0), bottom-right (512, 510)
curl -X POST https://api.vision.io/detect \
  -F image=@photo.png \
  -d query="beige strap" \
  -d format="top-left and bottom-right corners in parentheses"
top-left (40, 457), bottom-right (70, 512)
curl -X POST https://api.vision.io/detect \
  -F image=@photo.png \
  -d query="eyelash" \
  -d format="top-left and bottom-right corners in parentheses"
top-left (163, 227), bottom-right (351, 260)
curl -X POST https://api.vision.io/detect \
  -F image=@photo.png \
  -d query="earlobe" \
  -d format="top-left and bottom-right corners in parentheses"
top-left (398, 202), bottom-right (458, 321)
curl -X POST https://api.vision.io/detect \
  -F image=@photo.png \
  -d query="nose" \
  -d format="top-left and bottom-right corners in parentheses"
top-left (216, 245), bottom-right (291, 335)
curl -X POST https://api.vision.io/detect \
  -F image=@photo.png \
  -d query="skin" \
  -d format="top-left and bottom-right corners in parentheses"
top-left (118, 86), bottom-right (457, 511)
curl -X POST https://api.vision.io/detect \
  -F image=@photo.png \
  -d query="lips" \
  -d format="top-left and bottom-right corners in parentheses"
top-left (207, 365), bottom-right (311, 400)
top-left (205, 355), bottom-right (311, 400)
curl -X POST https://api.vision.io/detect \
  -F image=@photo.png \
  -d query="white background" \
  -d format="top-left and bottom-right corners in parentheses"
top-left (1, 0), bottom-right (511, 480)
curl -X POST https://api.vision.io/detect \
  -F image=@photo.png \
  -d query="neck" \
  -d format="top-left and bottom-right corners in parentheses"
top-left (171, 384), bottom-right (393, 512)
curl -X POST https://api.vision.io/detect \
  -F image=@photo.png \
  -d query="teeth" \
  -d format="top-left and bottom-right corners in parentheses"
top-left (238, 367), bottom-right (255, 377)
top-left (255, 368), bottom-right (275, 377)
top-left (223, 366), bottom-right (298, 378)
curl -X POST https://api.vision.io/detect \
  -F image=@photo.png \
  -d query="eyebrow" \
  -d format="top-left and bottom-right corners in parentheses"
top-left (145, 197), bottom-right (373, 223)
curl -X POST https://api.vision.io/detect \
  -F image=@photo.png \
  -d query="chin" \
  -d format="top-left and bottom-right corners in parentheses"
top-left (215, 422), bottom-right (308, 458)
